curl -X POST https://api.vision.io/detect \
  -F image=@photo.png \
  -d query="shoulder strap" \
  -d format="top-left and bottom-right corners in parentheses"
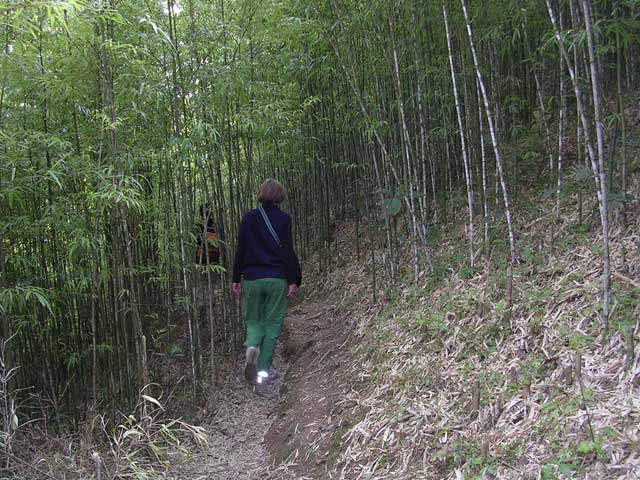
top-left (258, 206), bottom-right (282, 248)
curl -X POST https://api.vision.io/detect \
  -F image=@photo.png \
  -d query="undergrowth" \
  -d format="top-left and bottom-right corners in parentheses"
top-left (2, 387), bottom-right (208, 479)
top-left (325, 187), bottom-right (640, 479)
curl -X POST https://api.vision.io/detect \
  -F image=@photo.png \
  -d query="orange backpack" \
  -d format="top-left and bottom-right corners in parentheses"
top-left (196, 229), bottom-right (220, 264)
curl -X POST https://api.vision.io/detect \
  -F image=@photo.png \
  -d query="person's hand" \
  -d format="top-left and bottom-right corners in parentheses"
top-left (287, 284), bottom-right (297, 300)
top-left (232, 282), bottom-right (242, 300)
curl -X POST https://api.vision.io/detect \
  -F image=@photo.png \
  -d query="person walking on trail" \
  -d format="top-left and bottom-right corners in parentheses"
top-left (232, 179), bottom-right (302, 385)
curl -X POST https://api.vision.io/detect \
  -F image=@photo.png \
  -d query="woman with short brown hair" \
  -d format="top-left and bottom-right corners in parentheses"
top-left (257, 178), bottom-right (286, 205)
top-left (232, 179), bottom-right (301, 385)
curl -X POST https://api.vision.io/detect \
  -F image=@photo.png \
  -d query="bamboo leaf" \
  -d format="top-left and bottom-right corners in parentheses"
top-left (385, 197), bottom-right (402, 216)
top-left (141, 395), bottom-right (164, 411)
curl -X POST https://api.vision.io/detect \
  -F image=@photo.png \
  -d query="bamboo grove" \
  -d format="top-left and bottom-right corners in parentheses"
top-left (1, 0), bottom-right (638, 425)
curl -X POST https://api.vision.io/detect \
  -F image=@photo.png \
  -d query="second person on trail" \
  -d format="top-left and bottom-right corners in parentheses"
top-left (232, 179), bottom-right (302, 385)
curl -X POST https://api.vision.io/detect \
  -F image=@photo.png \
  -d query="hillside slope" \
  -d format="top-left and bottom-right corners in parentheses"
top-left (262, 193), bottom-right (640, 479)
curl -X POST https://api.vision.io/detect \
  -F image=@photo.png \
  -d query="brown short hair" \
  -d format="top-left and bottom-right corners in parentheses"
top-left (257, 178), bottom-right (286, 204)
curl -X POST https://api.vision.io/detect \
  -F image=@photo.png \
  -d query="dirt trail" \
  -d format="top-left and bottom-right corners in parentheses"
top-left (175, 345), bottom-right (285, 480)
top-left (177, 295), bottom-right (353, 479)
top-left (262, 298), bottom-right (355, 479)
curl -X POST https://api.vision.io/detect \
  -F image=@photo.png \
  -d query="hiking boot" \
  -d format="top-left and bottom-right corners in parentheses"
top-left (244, 346), bottom-right (259, 383)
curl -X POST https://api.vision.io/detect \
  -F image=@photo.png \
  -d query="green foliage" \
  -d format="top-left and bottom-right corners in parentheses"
top-left (0, 0), bottom-right (323, 419)
top-left (384, 197), bottom-right (402, 217)
top-left (540, 462), bottom-right (575, 479)
top-left (415, 312), bottom-right (452, 338)
top-left (0, 285), bottom-right (53, 316)
top-left (567, 164), bottom-right (595, 190)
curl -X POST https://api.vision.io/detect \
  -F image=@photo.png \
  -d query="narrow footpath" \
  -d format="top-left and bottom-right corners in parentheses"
top-left (177, 346), bottom-right (285, 480)
top-left (176, 294), bottom-right (356, 480)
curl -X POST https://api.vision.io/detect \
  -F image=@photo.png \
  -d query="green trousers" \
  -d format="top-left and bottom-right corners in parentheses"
top-left (242, 278), bottom-right (288, 371)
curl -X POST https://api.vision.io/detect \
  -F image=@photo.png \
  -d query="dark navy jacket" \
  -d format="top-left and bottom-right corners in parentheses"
top-left (232, 203), bottom-right (301, 286)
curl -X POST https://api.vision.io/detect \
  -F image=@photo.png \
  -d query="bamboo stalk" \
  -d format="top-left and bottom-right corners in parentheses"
top-left (443, 1), bottom-right (475, 268)
top-left (460, 0), bottom-right (517, 266)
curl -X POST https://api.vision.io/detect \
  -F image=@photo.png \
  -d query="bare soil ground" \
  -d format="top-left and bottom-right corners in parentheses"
top-left (261, 298), bottom-right (356, 479)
